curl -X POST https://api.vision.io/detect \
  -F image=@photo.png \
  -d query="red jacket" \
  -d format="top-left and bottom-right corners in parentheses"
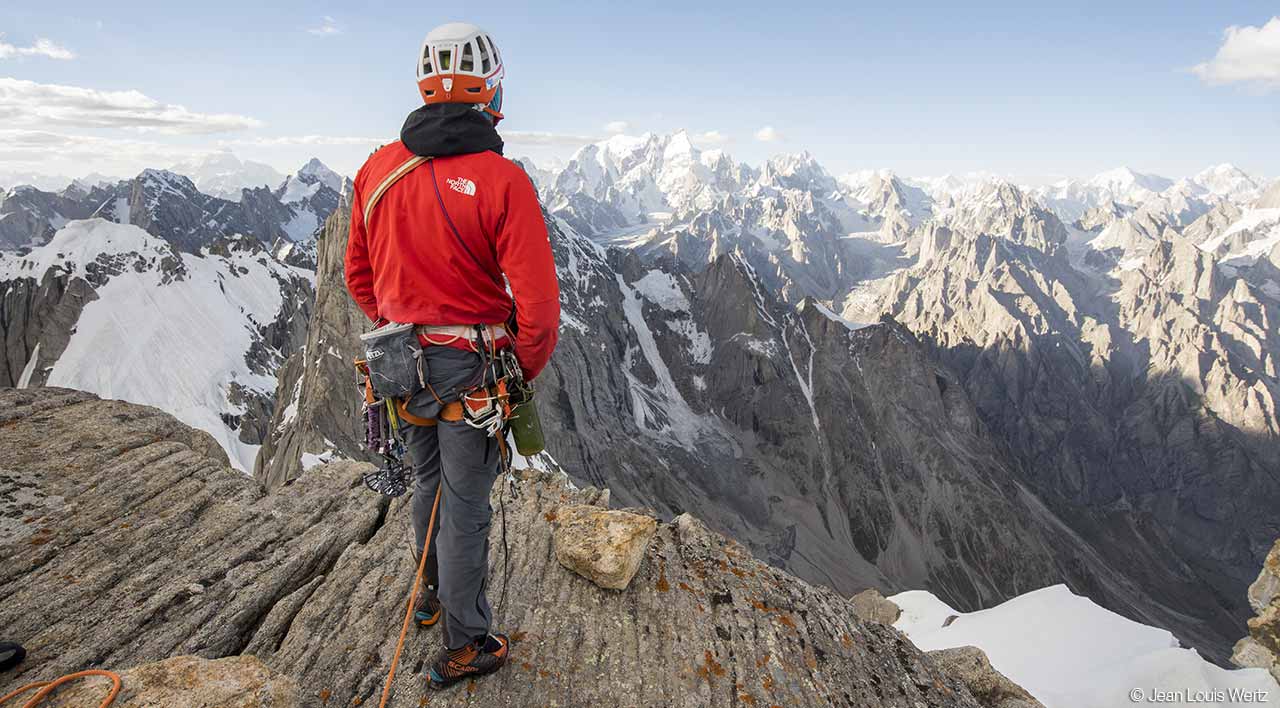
top-left (344, 141), bottom-right (560, 380)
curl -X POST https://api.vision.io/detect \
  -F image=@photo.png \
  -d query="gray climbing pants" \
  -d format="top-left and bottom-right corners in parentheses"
top-left (401, 346), bottom-right (501, 650)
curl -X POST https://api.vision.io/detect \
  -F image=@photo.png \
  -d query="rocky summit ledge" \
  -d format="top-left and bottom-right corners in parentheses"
top-left (0, 387), bottom-right (981, 707)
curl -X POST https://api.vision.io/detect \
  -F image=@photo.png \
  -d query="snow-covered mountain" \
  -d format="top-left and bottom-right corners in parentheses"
top-left (518, 134), bottom-right (1279, 663)
top-left (274, 158), bottom-right (348, 243)
top-left (0, 219), bottom-right (313, 471)
top-left (1194, 163), bottom-right (1264, 202)
top-left (0, 157), bottom-right (341, 473)
top-left (548, 130), bottom-right (754, 229)
top-left (893, 585), bottom-right (1278, 708)
top-left (170, 151), bottom-right (287, 202)
top-left (280, 157), bottom-right (346, 198)
top-left (4, 136), bottom-right (1274, 672)
top-left (1034, 167), bottom-right (1173, 222)
top-left (0, 157), bottom-right (348, 256)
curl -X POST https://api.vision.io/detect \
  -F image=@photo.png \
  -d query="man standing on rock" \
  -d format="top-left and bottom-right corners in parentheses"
top-left (344, 22), bottom-right (560, 690)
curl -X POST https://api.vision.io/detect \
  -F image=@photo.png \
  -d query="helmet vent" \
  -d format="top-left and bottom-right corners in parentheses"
top-left (477, 36), bottom-right (492, 73)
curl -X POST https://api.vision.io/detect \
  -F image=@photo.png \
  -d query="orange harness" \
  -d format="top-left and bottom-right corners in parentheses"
top-left (395, 398), bottom-right (463, 426)
top-left (359, 363), bottom-right (511, 429)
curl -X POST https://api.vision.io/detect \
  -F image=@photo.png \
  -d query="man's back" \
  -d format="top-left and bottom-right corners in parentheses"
top-left (345, 137), bottom-right (559, 380)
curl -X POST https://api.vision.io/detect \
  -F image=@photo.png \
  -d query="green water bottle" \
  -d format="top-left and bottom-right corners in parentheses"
top-left (508, 391), bottom-right (545, 456)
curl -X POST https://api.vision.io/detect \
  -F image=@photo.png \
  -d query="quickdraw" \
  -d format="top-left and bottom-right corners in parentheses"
top-left (354, 359), bottom-right (413, 497)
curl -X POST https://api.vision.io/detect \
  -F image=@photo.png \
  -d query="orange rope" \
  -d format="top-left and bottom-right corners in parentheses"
top-left (0, 669), bottom-right (121, 708)
top-left (378, 482), bottom-right (443, 708)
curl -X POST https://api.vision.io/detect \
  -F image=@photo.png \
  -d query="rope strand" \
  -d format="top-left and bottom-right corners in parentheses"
top-left (378, 483), bottom-right (443, 708)
top-left (1, 669), bottom-right (122, 708)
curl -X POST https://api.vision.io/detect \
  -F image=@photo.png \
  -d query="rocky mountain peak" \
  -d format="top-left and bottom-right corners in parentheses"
top-left (170, 151), bottom-right (286, 201)
top-left (1194, 162), bottom-right (1261, 199)
top-left (1088, 166), bottom-right (1173, 194)
top-left (939, 180), bottom-right (1068, 251)
top-left (662, 128), bottom-right (696, 158)
top-left (1138, 238), bottom-right (1224, 301)
top-left (759, 150), bottom-right (835, 194)
top-left (138, 168), bottom-right (200, 197)
top-left (1232, 538), bottom-right (1280, 684)
top-left (295, 158), bottom-right (343, 192)
top-left (1256, 181), bottom-right (1280, 209)
top-left (0, 387), bottom-right (987, 707)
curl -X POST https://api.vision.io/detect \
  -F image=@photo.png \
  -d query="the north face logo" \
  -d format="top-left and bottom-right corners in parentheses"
top-left (447, 177), bottom-right (476, 196)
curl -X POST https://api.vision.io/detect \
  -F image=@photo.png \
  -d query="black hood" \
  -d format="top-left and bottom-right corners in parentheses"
top-left (400, 103), bottom-right (504, 157)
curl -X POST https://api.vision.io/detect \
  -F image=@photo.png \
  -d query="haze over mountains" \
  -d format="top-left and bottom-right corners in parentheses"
top-left (1, 134), bottom-right (1277, 677)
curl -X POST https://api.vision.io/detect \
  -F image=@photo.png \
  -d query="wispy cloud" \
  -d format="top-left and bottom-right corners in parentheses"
top-left (0, 36), bottom-right (75, 60)
top-left (307, 16), bottom-right (342, 37)
top-left (0, 77), bottom-right (262, 134)
top-left (603, 120), bottom-right (630, 134)
top-left (0, 129), bottom-right (212, 171)
top-left (1192, 16), bottom-right (1280, 91)
top-left (754, 125), bottom-right (782, 142)
top-left (503, 130), bottom-right (600, 147)
top-left (692, 130), bottom-right (730, 146)
top-left (222, 135), bottom-right (384, 148)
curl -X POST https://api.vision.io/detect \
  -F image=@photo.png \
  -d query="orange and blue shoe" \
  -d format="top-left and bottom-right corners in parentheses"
top-left (427, 633), bottom-right (509, 690)
top-left (414, 592), bottom-right (442, 627)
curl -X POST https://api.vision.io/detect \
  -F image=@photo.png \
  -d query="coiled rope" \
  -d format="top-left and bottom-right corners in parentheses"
top-left (0, 669), bottom-right (122, 708)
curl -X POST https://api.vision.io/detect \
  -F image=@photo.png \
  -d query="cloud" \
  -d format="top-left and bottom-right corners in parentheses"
top-left (0, 129), bottom-right (212, 171)
top-left (222, 135), bottom-right (385, 148)
top-left (755, 125), bottom-right (782, 142)
top-left (307, 16), bottom-right (342, 36)
top-left (503, 130), bottom-right (600, 147)
top-left (692, 130), bottom-right (730, 146)
top-left (0, 37), bottom-right (75, 60)
top-left (1192, 16), bottom-right (1280, 90)
top-left (603, 120), bottom-right (630, 134)
top-left (0, 77), bottom-right (262, 134)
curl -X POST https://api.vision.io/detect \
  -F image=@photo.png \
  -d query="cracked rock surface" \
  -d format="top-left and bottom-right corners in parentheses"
top-left (39, 655), bottom-right (300, 708)
top-left (1, 387), bottom-right (982, 707)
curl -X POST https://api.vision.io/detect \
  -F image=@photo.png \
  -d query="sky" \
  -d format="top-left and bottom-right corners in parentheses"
top-left (0, 1), bottom-right (1277, 185)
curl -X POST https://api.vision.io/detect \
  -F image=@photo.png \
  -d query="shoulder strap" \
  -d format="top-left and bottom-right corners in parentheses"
top-left (425, 159), bottom-right (508, 294)
top-left (363, 155), bottom-right (431, 225)
top-left (362, 152), bottom-right (517, 321)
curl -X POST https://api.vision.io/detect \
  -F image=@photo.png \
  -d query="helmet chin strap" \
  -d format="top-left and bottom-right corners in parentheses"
top-left (471, 104), bottom-right (499, 125)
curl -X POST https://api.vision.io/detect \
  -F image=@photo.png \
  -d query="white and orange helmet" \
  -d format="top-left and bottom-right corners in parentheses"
top-left (416, 22), bottom-right (505, 121)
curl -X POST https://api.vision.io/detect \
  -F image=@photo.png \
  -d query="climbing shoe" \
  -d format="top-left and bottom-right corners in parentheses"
top-left (408, 541), bottom-right (441, 627)
top-left (415, 592), bottom-right (442, 627)
top-left (427, 633), bottom-right (509, 690)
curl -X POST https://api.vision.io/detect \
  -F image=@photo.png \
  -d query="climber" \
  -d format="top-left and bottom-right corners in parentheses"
top-left (344, 21), bottom-right (560, 690)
